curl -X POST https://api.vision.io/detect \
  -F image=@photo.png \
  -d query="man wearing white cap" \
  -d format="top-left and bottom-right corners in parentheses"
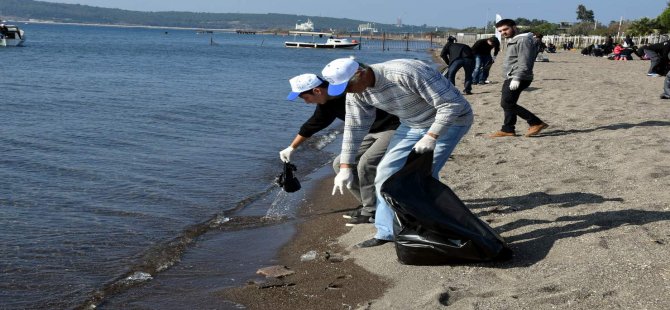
top-left (322, 58), bottom-right (473, 248)
top-left (281, 73), bottom-right (399, 226)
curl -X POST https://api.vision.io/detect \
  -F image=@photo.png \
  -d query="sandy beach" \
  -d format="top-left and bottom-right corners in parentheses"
top-left (221, 50), bottom-right (670, 309)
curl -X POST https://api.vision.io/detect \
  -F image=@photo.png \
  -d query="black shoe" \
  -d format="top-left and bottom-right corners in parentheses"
top-left (464, 90), bottom-right (473, 95)
top-left (660, 94), bottom-right (670, 99)
top-left (354, 238), bottom-right (390, 248)
top-left (342, 205), bottom-right (363, 219)
top-left (345, 215), bottom-right (373, 227)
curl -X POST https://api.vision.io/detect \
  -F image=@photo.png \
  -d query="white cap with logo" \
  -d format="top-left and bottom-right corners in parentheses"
top-left (287, 73), bottom-right (324, 101)
top-left (321, 58), bottom-right (360, 96)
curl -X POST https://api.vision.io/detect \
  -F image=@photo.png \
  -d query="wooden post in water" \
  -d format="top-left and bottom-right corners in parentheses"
top-left (405, 33), bottom-right (409, 52)
top-left (382, 32), bottom-right (386, 51)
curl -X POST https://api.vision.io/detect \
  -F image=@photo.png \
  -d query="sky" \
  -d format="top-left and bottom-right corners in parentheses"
top-left (41, 0), bottom-right (668, 29)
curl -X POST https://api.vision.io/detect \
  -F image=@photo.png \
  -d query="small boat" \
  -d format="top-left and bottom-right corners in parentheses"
top-left (284, 31), bottom-right (359, 49)
top-left (0, 23), bottom-right (25, 47)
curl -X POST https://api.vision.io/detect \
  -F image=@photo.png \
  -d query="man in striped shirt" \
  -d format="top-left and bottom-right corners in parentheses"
top-left (322, 58), bottom-right (474, 248)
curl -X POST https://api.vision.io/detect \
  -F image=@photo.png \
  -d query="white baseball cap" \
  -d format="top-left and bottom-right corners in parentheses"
top-left (321, 58), bottom-right (360, 96)
top-left (287, 73), bottom-right (324, 101)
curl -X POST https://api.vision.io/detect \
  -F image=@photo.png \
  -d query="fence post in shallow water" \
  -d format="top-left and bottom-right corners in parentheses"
top-left (382, 32), bottom-right (386, 51)
top-left (405, 33), bottom-right (410, 52)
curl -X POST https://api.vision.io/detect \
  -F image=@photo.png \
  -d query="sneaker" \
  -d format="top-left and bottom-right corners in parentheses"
top-left (647, 73), bottom-right (660, 77)
top-left (342, 205), bottom-right (363, 219)
top-left (484, 80), bottom-right (491, 84)
top-left (464, 90), bottom-right (473, 95)
top-left (661, 94), bottom-right (670, 99)
top-left (489, 130), bottom-right (516, 138)
top-left (525, 123), bottom-right (549, 137)
top-left (354, 238), bottom-right (390, 248)
top-left (345, 215), bottom-right (373, 227)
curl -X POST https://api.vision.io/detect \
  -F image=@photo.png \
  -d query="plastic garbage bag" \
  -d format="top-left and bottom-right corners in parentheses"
top-left (380, 150), bottom-right (512, 265)
top-left (275, 162), bottom-right (301, 193)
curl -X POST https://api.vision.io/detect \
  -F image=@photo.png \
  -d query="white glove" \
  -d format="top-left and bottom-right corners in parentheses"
top-left (279, 146), bottom-right (294, 163)
top-left (509, 80), bottom-right (520, 91)
top-left (332, 168), bottom-right (353, 195)
top-left (413, 134), bottom-right (437, 154)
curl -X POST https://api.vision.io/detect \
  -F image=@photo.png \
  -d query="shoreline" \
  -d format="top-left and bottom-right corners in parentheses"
top-left (221, 51), bottom-right (670, 309)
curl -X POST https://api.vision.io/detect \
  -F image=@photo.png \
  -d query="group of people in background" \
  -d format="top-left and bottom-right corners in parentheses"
top-left (277, 19), bottom-right (548, 249)
top-left (577, 34), bottom-right (670, 99)
top-left (439, 35), bottom-right (500, 95)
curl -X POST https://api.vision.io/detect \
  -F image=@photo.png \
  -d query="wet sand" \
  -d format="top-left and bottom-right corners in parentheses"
top-left (221, 50), bottom-right (670, 309)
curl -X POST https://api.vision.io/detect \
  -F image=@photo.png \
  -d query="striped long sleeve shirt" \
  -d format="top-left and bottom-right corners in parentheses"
top-left (340, 59), bottom-right (473, 164)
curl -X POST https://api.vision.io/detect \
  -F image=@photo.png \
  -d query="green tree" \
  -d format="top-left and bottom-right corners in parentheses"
top-left (576, 4), bottom-right (595, 23)
top-left (529, 23), bottom-right (559, 35)
top-left (659, 5), bottom-right (670, 32)
top-left (627, 17), bottom-right (658, 36)
top-left (568, 22), bottom-right (593, 35)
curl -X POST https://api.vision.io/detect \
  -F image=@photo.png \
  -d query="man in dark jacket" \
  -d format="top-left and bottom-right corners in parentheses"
top-left (643, 40), bottom-right (670, 77)
top-left (490, 19), bottom-right (548, 138)
top-left (440, 36), bottom-right (475, 95)
top-left (471, 37), bottom-right (500, 84)
top-left (281, 73), bottom-right (400, 225)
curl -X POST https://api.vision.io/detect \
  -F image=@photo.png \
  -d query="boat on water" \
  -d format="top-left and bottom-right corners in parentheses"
top-left (0, 23), bottom-right (25, 47)
top-left (284, 31), bottom-right (359, 49)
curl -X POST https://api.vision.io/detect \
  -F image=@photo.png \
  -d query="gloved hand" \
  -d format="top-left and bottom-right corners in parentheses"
top-left (332, 168), bottom-right (353, 195)
top-left (509, 80), bottom-right (521, 91)
top-left (279, 146), bottom-right (294, 163)
top-left (413, 134), bottom-right (436, 154)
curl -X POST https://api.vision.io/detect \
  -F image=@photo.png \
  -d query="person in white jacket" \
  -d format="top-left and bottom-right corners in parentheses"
top-left (489, 19), bottom-right (549, 138)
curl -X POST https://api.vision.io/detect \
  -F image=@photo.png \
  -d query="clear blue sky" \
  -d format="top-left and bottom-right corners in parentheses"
top-left (42, 0), bottom-right (667, 28)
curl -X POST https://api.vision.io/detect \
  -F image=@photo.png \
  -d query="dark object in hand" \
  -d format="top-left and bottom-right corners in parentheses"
top-left (276, 162), bottom-right (301, 193)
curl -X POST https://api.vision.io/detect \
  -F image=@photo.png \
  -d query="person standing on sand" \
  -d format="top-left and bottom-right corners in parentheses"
top-left (321, 58), bottom-right (473, 248)
top-left (489, 19), bottom-right (549, 138)
top-left (281, 73), bottom-right (399, 226)
top-left (440, 36), bottom-right (475, 95)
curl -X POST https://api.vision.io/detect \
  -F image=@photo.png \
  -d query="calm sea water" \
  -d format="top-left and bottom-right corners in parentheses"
top-left (0, 23), bottom-right (430, 309)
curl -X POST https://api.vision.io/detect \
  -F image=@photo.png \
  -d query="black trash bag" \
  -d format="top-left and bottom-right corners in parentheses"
top-left (275, 162), bottom-right (301, 193)
top-left (380, 150), bottom-right (512, 265)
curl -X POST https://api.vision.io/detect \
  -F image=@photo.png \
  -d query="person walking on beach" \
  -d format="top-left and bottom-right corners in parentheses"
top-left (490, 19), bottom-right (548, 138)
top-left (321, 58), bottom-right (473, 248)
top-left (471, 37), bottom-right (500, 85)
top-left (440, 36), bottom-right (475, 95)
top-left (281, 73), bottom-right (399, 226)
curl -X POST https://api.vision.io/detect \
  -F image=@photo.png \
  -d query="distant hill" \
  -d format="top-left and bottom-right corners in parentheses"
top-left (0, 0), bottom-right (457, 33)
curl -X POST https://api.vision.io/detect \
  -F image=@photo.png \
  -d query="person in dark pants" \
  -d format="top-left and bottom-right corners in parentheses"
top-left (439, 36), bottom-right (475, 95)
top-left (643, 40), bottom-right (670, 77)
top-left (658, 50), bottom-right (670, 99)
top-left (281, 73), bottom-right (399, 226)
top-left (471, 37), bottom-right (500, 85)
top-left (489, 19), bottom-right (548, 138)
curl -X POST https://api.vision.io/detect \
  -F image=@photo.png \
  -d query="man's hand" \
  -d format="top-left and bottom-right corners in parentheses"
top-left (332, 168), bottom-right (353, 195)
top-left (279, 146), bottom-right (294, 163)
top-left (509, 80), bottom-right (520, 91)
top-left (413, 134), bottom-right (437, 154)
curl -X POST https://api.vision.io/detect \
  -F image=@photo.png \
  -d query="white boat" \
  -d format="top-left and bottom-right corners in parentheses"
top-left (0, 23), bottom-right (25, 47)
top-left (284, 31), bottom-right (359, 49)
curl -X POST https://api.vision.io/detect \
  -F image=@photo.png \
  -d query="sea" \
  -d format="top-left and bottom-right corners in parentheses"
top-left (0, 23), bottom-right (432, 309)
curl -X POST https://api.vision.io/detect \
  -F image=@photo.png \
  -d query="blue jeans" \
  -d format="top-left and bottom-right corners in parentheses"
top-left (473, 54), bottom-right (492, 84)
top-left (373, 123), bottom-right (471, 241)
